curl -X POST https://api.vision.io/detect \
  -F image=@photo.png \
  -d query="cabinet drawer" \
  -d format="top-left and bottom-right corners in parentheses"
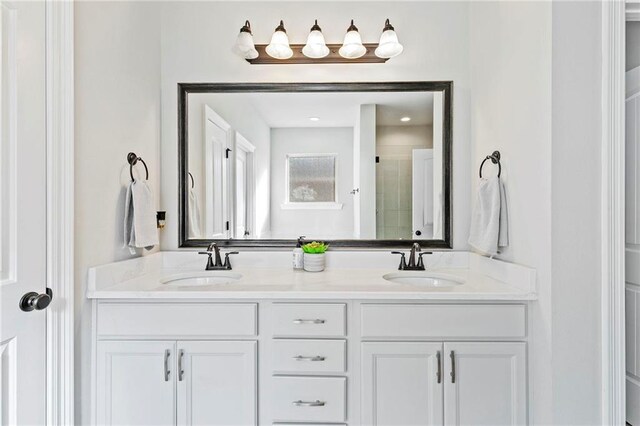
top-left (271, 376), bottom-right (346, 423)
top-left (361, 304), bottom-right (526, 339)
top-left (97, 303), bottom-right (257, 337)
top-left (272, 304), bottom-right (346, 337)
top-left (272, 339), bottom-right (346, 374)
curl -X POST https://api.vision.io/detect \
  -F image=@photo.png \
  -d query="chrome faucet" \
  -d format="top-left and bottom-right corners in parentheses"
top-left (198, 243), bottom-right (238, 270)
top-left (392, 243), bottom-right (430, 271)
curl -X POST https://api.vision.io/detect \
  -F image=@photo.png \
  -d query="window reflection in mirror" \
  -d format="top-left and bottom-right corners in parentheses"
top-left (181, 84), bottom-right (450, 246)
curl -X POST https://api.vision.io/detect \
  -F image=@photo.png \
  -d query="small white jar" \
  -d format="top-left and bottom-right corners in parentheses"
top-left (303, 253), bottom-right (326, 272)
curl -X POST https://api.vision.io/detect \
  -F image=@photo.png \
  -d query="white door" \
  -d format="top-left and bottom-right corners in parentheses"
top-left (235, 148), bottom-right (247, 238)
top-left (177, 341), bottom-right (257, 426)
top-left (443, 342), bottom-right (527, 426)
top-left (204, 106), bottom-right (231, 239)
top-left (361, 342), bottom-right (444, 425)
top-left (412, 149), bottom-right (434, 239)
top-left (626, 65), bottom-right (640, 425)
top-left (96, 341), bottom-right (176, 426)
top-left (233, 132), bottom-right (256, 239)
top-left (0, 2), bottom-right (47, 425)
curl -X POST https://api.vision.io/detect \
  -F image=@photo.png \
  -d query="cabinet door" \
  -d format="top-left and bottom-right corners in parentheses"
top-left (96, 340), bottom-right (176, 426)
top-left (444, 342), bottom-right (526, 426)
top-left (177, 341), bottom-right (257, 426)
top-left (361, 342), bottom-right (444, 426)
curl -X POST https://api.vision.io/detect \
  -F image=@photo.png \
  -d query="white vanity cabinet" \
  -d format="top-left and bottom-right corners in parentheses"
top-left (359, 304), bottom-right (528, 426)
top-left (96, 340), bottom-right (176, 426)
top-left (92, 300), bottom-right (529, 426)
top-left (94, 303), bottom-right (258, 426)
top-left (361, 342), bottom-right (444, 425)
top-left (97, 340), bottom-right (256, 426)
top-left (361, 342), bottom-right (526, 426)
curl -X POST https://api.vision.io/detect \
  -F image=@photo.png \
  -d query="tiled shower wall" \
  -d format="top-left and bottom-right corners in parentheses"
top-left (376, 158), bottom-right (413, 239)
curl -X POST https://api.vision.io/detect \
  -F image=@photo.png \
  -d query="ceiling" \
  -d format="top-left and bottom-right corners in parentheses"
top-left (194, 91), bottom-right (435, 128)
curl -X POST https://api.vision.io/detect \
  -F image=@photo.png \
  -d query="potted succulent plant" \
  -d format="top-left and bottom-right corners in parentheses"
top-left (302, 241), bottom-right (329, 272)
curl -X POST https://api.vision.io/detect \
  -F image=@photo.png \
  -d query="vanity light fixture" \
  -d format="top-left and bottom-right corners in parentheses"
top-left (375, 19), bottom-right (404, 59)
top-left (302, 20), bottom-right (330, 59)
top-left (339, 20), bottom-right (367, 59)
top-left (265, 20), bottom-right (293, 60)
top-left (233, 20), bottom-right (259, 60)
top-left (240, 19), bottom-right (399, 64)
top-left (400, 116), bottom-right (411, 122)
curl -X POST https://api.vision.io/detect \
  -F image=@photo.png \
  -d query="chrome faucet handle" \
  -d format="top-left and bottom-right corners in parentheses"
top-left (391, 251), bottom-right (408, 270)
top-left (223, 252), bottom-right (239, 270)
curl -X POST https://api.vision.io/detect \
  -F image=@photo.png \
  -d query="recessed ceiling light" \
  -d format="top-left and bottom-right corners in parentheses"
top-left (400, 117), bottom-right (411, 122)
top-left (309, 117), bottom-right (320, 121)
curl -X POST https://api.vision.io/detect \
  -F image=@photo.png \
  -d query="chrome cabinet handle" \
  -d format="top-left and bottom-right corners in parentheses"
top-left (293, 355), bottom-right (326, 362)
top-left (450, 350), bottom-right (456, 383)
top-left (436, 351), bottom-right (442, 383)
top-left (292, 319), bottom-right (325, 324)
top-left (178, 350), bottom-right (184, 382)
top-left (164, 349), bottom-right (171, 382)
top-left (292, 400), bottom-right (326, 407)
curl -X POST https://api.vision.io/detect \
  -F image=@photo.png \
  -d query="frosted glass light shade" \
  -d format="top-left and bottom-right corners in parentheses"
top-left (375, 30), bottom-right (403, 58)
top-left (233, 30), bottom-right (259, 60)
top-left (266, 20), bottom-right (293, 60)
top-left (339, 21), bottom-right (366, 59)
top-left (302, 27), bottom-right (330, 59)
top-left (375, 19), bottom-right (404, 59)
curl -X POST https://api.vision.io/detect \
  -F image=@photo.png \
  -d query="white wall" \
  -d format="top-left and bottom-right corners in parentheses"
top-left (270, 127), bottom-right (354, 239)
top-left (469, 2), bottom-right (553, 424)
top-left (550, 3), bottom-right (602, 424)
top-left (376, 125), bottom-right (433, 156)
top-left (159, 1), bottom-right (472, 250)
top-left (187, 94), bottom-right (271, 237)
top-left (74, 2), bottom-right (161, 424)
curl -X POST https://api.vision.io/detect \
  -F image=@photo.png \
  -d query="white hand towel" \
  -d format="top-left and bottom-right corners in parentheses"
top-left (123, 179), bottom-right (159, 250)
top-left (188, 188), bottom-right (202, 239)
top-left (468, 176), bottom-right (509, 256)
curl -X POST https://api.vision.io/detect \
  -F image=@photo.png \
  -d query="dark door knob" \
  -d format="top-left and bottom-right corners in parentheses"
top-left (19, 288), bottom-right (53, 312)
top-left (415, 230), bottom-right (422, 236)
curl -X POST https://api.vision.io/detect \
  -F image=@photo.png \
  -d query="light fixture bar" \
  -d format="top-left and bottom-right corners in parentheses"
top-left (247, 43), bottom-right (388, 64)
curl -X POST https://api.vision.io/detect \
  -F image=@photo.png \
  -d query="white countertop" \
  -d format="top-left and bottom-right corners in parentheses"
top-left (86, 251), bottom-right (537, 301)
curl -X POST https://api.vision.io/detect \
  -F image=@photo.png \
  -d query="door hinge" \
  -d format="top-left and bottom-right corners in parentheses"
top-left (225, 148), bottom-right (232, 159)
top-left (225, 221), bottom-right (230, 231)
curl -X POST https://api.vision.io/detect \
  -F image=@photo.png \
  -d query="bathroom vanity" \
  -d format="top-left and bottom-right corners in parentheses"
top-left (88, 251), bottom-right (535, 425)
top-left (87, 80), bottom-right (535, 425)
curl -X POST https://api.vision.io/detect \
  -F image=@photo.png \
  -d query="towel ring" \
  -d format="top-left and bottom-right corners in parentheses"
top-left (127, 152), bottom-right (149, 182)
top-left (188, 172), bottom-right (194, 189)
top-left (479, 150), bottom-right (501, 178)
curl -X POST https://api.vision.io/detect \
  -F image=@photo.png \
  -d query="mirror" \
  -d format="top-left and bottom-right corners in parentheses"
top-left (179, 82), bottom-right (452, 248)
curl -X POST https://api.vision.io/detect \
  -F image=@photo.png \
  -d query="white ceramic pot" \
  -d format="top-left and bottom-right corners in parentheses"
top-left (303, 253), bottom-right (326, 272)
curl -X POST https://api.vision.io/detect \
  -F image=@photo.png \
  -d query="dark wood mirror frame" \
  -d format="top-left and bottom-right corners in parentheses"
top-left (178, 81), bottom-right (453, 249)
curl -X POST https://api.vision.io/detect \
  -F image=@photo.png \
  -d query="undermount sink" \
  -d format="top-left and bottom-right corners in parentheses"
top-left (160, 271), bottom-right (243, 287)
top-left (382, 272), bottom-right (464, 288)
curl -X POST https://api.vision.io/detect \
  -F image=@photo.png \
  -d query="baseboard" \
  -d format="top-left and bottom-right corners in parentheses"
top-left (628, 374), bottom-right (640, 425)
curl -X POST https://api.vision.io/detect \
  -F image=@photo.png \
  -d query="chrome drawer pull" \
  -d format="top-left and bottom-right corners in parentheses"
top-left (450, 350), bottom-right (456, 383)
top-left (293, 355), bottom-right (326, 362)
top-left (292, 319), bottom-right (325, 324)
top-left (164, 349), bottom-right (171, 382)
top-left (292, 400), bottom-right (326, 407)
top-left (178, 350), bottom-right (185, 382)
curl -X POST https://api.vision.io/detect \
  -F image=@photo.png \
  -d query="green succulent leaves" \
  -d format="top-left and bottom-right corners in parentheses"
top-left (301, 241), bottom-right (329, 254)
